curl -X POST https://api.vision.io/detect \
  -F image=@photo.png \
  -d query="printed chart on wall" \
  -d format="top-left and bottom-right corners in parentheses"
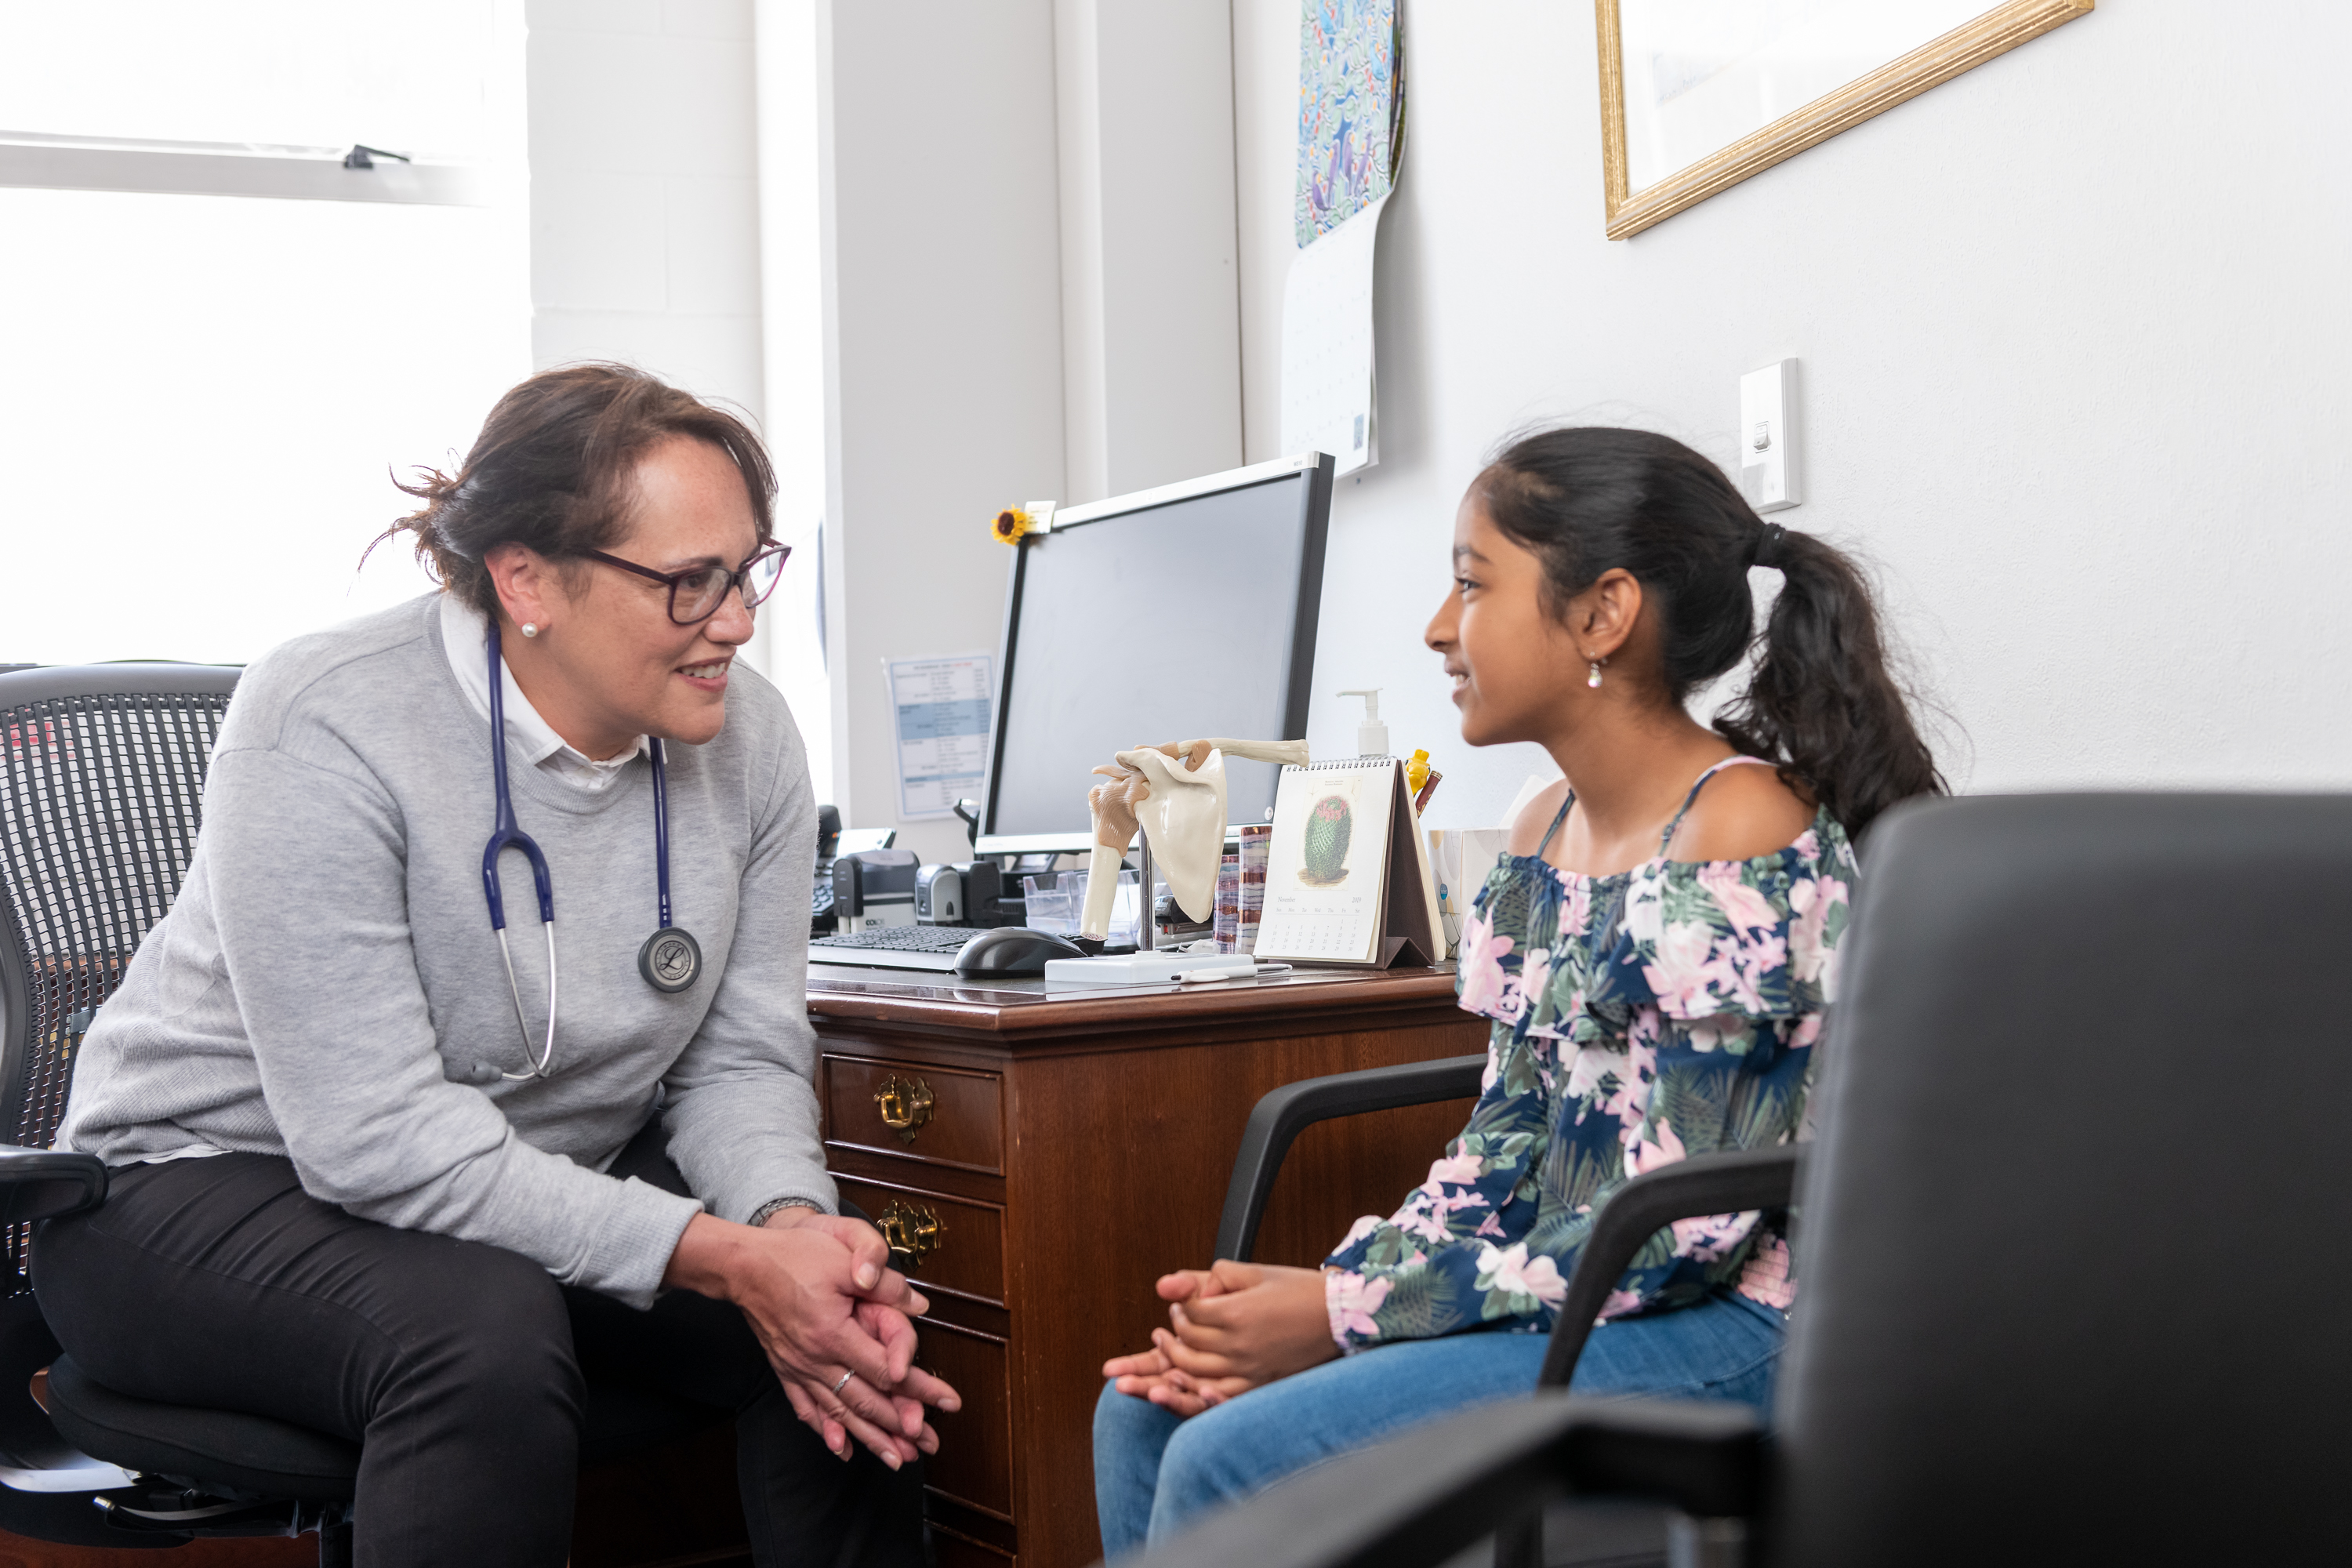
top-left (885, 653), bottom-right (993, 821)
top-left (1280, 0), bottom-right (1404, 478)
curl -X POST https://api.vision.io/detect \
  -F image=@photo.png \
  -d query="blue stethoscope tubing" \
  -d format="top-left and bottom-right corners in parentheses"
top-left (480, 622), bottom-right (697, 1081)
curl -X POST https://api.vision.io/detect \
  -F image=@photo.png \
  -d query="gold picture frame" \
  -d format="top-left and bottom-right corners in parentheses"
top-left (1598, 0), bottom-right (2092, 240)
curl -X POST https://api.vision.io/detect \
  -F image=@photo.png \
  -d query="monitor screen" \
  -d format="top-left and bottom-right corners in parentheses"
top-left (979, 455), bottom-right (1334, 851)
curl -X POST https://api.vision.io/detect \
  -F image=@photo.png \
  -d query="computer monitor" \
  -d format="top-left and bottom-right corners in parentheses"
top-left (975, 452), bottom-right (1335, 855)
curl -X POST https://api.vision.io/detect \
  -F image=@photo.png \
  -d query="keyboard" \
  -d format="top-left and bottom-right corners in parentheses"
top-left (809, 924), bottom-right (978, 971)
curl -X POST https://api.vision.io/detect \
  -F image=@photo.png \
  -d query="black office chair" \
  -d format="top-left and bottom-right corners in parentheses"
top-left (1127, 792), bottom-right (2352, 1567)
top-left (0, 665), bottom-right (735, 1562)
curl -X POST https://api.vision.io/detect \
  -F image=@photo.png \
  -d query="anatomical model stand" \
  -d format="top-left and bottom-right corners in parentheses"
top-left (1080, 739), bottom-right (1310, 944)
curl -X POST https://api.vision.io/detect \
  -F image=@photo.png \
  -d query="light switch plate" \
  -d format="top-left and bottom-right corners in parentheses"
top-left (1739, 359), bottom-right (1800, 514)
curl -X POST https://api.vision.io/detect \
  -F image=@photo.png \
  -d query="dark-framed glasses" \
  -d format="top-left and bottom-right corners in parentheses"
top-left (581, 544), bottom-right (789, 625)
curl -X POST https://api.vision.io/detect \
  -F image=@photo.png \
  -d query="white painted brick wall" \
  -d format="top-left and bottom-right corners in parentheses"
top-left (527, 0), bottom-right (764, 426)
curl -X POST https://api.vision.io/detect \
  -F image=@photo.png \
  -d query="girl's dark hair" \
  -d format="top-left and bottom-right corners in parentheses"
top-left (376, 363), bottom-right (777, 619)
top-left (1477, 426), bottom-right (1944, 837)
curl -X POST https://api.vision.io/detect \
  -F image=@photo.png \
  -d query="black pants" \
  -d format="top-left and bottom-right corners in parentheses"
top-left (31, 1127), bottom-right (927, 1568)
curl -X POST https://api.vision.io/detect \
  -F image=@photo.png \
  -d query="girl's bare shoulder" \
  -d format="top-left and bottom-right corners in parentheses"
top-left (1671, 761), bottom-right (1815, 862)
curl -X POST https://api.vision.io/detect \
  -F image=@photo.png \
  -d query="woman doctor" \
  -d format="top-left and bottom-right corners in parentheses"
top-left (38, 365), bottom-right (956, 1567)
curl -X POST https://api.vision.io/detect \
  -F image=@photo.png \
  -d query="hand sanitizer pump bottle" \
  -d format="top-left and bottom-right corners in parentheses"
top-left (1336, 689), bottom-right (1388, 757)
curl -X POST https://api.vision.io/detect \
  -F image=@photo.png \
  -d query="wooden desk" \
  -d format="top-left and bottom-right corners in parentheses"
top-left (807, 963), bottom-right (1486, 1568)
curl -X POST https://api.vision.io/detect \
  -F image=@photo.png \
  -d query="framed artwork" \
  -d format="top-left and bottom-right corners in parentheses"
top-left (1596, 0), bottom-right (2093, 239)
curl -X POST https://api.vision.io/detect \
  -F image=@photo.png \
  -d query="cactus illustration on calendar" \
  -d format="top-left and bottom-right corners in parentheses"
top-left (1298, 794), bottom-right (1355, 886)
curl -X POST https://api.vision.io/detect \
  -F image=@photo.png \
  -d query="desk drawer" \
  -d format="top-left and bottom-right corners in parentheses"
top-left (825, 1055), bottom-right (1003, 1172)
top-left (836, 1176), bottom-right (1004, 1305)
top-left (917, 1319), bottom-right (1013, 1522)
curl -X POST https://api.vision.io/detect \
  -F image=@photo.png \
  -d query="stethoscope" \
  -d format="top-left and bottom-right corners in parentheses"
top-left (480, 622), bottom-right (702, 1080)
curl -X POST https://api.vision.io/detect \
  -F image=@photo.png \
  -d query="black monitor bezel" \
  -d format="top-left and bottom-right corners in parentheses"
top-left (975, 453), bottom-right (1335, 857)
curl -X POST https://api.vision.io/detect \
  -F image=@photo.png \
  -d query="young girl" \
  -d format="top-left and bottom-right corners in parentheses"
top-left (1091, 426), bottom-right (1944, 1555)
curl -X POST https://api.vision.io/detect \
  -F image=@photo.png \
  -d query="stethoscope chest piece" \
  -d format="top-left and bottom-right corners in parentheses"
top-left (638, 926), bottom-right (702, 993)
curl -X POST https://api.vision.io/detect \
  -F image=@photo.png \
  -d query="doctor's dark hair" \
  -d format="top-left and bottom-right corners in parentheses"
top-left (377, 363), bottom-right (777, 620)
top-left (1475, 426), bottom-right (1944, 838)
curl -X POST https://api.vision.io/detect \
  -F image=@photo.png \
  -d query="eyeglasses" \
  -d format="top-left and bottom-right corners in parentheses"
top-left (580, 544), bottom-right (789, 626)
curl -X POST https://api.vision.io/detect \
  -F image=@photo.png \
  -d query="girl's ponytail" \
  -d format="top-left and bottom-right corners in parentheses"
top-left (1712, 525), bottom-right (1944, 839)
top-left (1479, 426), bottom-right (1945, 840)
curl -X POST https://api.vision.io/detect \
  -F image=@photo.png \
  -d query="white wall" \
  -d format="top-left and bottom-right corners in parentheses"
top-left (527, 0), bottom-right (766, 423)
top-left (1234, 0), bottom-right (2352, 831)
top-left (531, 0), bottom-right (840, 782)
top-left (752, 0), bottom-right (833, 801)
top-left (525, 0), bottom-right (1079, 858)
top-left (1054, 0), bottom-right (1245, 503)
top-left (817, 0), bottom-right (1069, 864)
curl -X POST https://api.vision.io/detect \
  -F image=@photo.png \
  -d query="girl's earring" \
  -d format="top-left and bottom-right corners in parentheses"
top-left (521, 622), bottom-right (539, 639)
top-left (1587, 658), bottom-right (1603, 689)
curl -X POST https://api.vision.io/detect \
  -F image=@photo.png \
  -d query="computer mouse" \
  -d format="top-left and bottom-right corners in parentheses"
top-left (953, 927), bottom-right (1087, 978)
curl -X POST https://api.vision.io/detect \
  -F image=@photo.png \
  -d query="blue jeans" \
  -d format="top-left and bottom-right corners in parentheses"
top-left (1091, 1289), bottom-right (1784, 1558)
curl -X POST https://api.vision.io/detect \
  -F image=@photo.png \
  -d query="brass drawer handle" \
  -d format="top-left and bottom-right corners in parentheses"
top-left (877, 1200), bottom-right (946, 1273)
top-left (873, 1075), bottom-right (935, 1145)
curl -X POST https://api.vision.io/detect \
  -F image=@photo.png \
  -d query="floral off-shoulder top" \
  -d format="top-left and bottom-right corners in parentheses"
top-left (1322, 756), bottom-right (1856, 1352)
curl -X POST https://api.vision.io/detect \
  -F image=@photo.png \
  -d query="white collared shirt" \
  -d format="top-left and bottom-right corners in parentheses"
top-left (438, 593), bottom-right (650, 794)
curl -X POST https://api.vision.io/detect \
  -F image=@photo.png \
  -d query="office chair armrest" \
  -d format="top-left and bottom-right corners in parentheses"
top-left (1215, 1054), bottom-right (1487, 1262)
top-left (1538, 1145), bottom-right (1802, 1387)
top-left (0, 1146), bottom-right (108, 1223)
top-left (1112, 1389), bottom-right (1762, 1568)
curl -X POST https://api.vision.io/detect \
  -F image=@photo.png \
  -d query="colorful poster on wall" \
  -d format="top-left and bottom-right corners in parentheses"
top-left (1294, 0), bottom-right (1403, 245)
top-left (1282, 0), bottom-right (1404, 478)
top-left (886, 652), bottom-right (993, 821)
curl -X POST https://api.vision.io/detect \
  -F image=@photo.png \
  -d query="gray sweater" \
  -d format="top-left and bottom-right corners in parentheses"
top-left (56, 595), bottom-right (832, 1308)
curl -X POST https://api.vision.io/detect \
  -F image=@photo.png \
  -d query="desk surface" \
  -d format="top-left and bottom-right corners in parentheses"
top-left (807, 960), bottom-right (1461, 1037)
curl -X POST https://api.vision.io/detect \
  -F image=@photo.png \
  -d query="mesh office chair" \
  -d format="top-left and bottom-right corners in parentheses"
top-left (0, 665), bottom-right (733, 1563)
top-left (0, 662), bottom-right (367, 1557)
top-left (1127, 793), bottom-right (2352, 1568)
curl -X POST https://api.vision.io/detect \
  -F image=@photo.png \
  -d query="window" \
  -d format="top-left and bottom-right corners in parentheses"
top-left (5, 1), bottom-right (488, 151)
top-left (1, 1), bottom-right (528, 666)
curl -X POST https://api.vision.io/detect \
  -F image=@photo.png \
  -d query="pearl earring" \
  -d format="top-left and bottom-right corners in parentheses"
top-left (520, 622), bottom-right (539, 639)
top-left (1587, 658), bottom-right (1603, 689)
